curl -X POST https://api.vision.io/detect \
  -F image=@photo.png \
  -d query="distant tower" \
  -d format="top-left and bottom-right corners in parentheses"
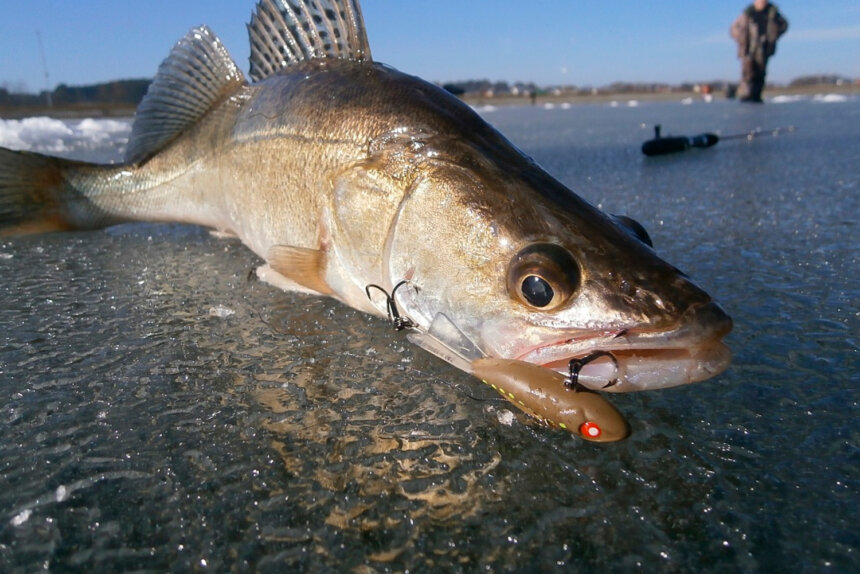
top-left (35, 30), bottom-right (53, 107)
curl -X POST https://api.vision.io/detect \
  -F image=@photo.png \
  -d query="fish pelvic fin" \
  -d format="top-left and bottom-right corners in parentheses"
top-left (267, 244), bottom-right (334, 295)
top-left (247, 0), bottom-right (371, 82)
top-left (0, 148), bottom-right (106, 235)
top-left (126, 26), bottom-right (246, 164)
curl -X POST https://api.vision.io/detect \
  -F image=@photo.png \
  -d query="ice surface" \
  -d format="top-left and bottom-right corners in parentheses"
top-left (1, 101), bottom-right (858, 572)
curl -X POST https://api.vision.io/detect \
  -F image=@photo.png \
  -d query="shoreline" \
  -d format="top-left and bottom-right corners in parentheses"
top-left (461, 83), bottom-right (858, 108)
top-left (1, 84), bottom-right (856, 120)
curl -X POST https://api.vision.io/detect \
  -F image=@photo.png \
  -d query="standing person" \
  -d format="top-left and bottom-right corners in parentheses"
top-left (730, 0), bottom-right (788, 103)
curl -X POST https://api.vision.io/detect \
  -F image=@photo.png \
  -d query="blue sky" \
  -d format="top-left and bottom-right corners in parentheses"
top-left (1, 1), bottom-right (858, 93)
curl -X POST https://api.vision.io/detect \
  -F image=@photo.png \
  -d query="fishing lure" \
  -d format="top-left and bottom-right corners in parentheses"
top-left (472, 358), bottom-right (630, 442)
top-left (367, 285), bottom-right (631, 441)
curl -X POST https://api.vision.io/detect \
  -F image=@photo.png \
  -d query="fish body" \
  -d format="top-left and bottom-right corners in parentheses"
top-left (0, 0), bottom-right (731, 408)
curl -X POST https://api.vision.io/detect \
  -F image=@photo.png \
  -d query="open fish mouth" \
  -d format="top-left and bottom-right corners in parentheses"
top-left (516, 301), bottom-right (733, 392)
top-left (529, 342), bottom-right (732, 393)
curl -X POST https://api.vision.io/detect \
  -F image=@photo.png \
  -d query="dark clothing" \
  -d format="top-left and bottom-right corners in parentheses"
top-left (730, 3), bottom-right (788, 102)
top-left (750, 9), bottom-right (769, 37)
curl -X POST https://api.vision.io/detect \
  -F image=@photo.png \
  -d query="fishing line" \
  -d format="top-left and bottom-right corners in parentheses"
top-left (341, 350), bottom-right (495, 404)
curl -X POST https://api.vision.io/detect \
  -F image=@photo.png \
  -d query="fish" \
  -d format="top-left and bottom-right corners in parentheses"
top-left (0, 0), bottom-right (732, 423)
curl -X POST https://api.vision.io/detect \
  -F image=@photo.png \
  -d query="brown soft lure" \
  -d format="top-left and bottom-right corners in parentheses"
top-left (472, 358), bottom-right (630, 442)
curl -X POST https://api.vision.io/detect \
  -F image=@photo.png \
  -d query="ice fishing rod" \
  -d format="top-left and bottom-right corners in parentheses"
top-left (641, 124), bottom-right (795, 156)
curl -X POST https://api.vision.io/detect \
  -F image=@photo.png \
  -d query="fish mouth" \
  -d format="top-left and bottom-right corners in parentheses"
top-left (515, 301), bottom-right (733, 392)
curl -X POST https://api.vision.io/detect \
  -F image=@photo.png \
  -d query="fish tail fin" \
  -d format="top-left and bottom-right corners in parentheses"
top-left (0, 146), bottom-right (107, 235)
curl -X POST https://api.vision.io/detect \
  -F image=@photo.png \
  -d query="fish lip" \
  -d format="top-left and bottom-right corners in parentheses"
top-left (516, 301), bottom-right (732, 362)
top-left (513, 301), bottom-right (733, 389)
top-left (531, 342), bottom-right (729, 371)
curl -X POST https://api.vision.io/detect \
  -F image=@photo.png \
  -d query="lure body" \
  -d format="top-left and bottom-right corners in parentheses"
top-left (472, 358), bottom-right (630, 442)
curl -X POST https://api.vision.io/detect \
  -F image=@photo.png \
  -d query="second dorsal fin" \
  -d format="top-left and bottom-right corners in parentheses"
top-left (247, 0), bottom-right (371, 82)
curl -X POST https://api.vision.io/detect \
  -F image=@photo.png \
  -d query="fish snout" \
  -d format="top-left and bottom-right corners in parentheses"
top-left (646, 269), bottom-right (730, 339)
top-left (679, 299), bottom-right (733, 344)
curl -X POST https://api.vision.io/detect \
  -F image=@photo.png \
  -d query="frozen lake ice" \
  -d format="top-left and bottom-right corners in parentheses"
top-left (1, 94), bottom-right (858, 571)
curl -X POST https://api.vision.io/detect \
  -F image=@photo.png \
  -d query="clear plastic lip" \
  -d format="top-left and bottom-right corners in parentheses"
top-left (406, 312), bottom-right (483, 374)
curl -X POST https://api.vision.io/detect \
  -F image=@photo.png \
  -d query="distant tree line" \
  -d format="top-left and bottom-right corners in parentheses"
top-left (442, 75), bottom-right (855, 98)
top-left (788, 74), bottom-right (852, 87)
top-left (0, 74), bottom-right (854, 111)
top-left (0, 79), bottom-right (150, 108)
top-left (442, 79), bottom-right (540, 97)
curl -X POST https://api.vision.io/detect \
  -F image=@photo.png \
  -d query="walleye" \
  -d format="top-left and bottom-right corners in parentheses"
top-left (0, 1), bottom-right (732, 430)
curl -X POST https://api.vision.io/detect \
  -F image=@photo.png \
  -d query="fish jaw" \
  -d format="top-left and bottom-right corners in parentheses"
top-left (489, 300), bottom-right (733, 392)
top-left (528, 340), bottom-right (732, 393)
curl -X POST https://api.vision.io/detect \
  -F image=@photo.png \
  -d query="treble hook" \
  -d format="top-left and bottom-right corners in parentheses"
top-left (365, 280), bottom-right (417, 331)
top-left (566, 351), bottom-right (619, 391)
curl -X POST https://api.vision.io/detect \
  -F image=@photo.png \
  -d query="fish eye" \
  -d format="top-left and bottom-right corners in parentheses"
top-left (507, 243), bottom-right (580, 310)
top-left (521, 275), bottom-right (554, 307)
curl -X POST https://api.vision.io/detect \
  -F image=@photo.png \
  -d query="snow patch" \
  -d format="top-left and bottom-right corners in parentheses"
top-left (813, 93), bottom-right (849, 103)
top-left (0, 116), bottom-right (132, 154)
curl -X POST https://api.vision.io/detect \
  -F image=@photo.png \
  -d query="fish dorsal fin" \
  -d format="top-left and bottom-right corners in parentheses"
top-left (126, 26), bottom-right (245, 163)
top-left (247, 0), bottom-right (371, 82)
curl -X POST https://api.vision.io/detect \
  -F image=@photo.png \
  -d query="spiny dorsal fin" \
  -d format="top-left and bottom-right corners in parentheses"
top-left (126, 26), bottom-right (245, 163)
top-left (247, 0), bottom-right (371, 82)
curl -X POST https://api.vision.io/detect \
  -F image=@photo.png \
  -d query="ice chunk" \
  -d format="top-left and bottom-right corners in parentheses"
top-left (208, 305), bottom-right (235, 318)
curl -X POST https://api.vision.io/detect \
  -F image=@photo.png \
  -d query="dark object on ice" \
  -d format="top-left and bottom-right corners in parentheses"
top-left (641, 124), bottom-right (795, 156)
top-left (730, 1), bottom-right (789, 103)
top-left (641, 125), bottom-right (719, 156)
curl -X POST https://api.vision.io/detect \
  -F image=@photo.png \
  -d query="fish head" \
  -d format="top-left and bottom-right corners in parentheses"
top-left (387, 135), bottom-right (732, 392)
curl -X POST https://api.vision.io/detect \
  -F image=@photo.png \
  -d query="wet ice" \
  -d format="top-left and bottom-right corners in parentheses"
top-left (1, 94), bottom-right (857, 572)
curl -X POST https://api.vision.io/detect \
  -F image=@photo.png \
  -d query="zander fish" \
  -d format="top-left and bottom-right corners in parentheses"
top-left (0, 1), bottom-right (732, 423)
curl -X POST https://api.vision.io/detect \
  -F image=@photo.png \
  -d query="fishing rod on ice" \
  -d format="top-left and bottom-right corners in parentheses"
top-left (641, 124), bottom-right (795, 156)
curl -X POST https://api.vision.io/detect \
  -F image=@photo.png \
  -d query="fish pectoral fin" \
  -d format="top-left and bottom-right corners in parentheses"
top-left (267, 244), bottom-right (334, 296)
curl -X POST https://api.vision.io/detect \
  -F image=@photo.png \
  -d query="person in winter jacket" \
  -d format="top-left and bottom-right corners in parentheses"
top-left (730, 0), bottom-right (788, 102)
